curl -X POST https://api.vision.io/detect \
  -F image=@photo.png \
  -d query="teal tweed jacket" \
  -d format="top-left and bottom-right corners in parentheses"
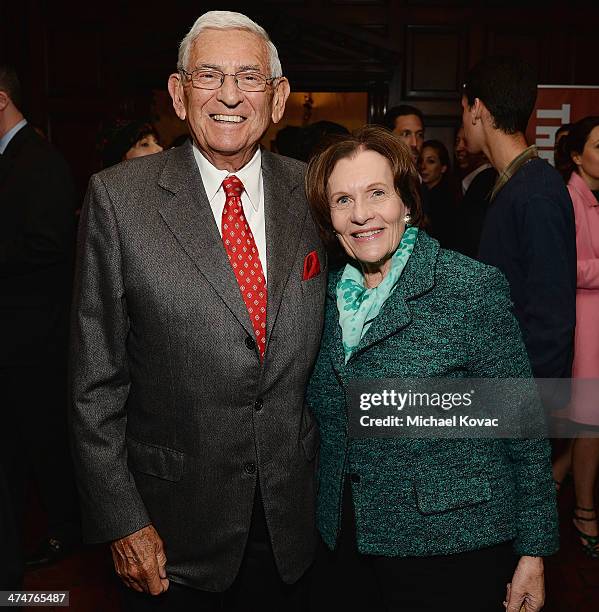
top-left (307, 231), bottom-right (559, 558)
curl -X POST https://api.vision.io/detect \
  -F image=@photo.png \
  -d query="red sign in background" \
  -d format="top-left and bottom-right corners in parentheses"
top-left (526, 86), bottom-right (599, 165)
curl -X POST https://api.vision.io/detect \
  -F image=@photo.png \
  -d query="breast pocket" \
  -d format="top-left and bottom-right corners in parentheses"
top-left (300, 248), bottom-right (327, 296)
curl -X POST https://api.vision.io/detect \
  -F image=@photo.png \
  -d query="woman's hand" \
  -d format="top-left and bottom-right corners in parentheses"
top-left (504, 555), bottom-right (545, 612)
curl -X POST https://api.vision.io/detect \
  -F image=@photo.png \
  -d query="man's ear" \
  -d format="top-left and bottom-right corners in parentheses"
top-left (168, 73), bottom-right (187, 121)
top-left (271, 77), bottom-right (290, 124)
top-left (475, 98), bottom-right (496, 129)
top-left (0, 91), bottom-right (9, 111)
top-left (471, 97), bottom-right (485, 125)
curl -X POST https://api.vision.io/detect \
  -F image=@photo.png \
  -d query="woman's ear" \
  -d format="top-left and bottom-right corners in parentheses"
top-left (571, 151), bottom-right (582, 168)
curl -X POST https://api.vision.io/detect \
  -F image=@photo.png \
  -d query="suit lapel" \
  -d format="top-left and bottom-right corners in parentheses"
top-left (157, 143), bottom-right (254, 336)
top-left (261, 150), bottom-right (307, 346)
top-left (0, 152), bottom-right (8, 184)
top-left (0, 124), bottom-right (32, 185)
top-left (570, 172), bottom-right (598, 210)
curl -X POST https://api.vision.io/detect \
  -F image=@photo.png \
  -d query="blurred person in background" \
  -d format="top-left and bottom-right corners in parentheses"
top-left (384, 105), bottom-right (430, 216)
top-left (384, 105), bottom-right (424, 165)
top-left (420, 139), bottom-right (449, 190)
top-left (554, 123), bottom-right (572, 177)
top-left (0, 63), bottom-right (80, 572)
top-left (552, 116), bottom-right (599, 558)
top-left (453, 124), bottom-right (497, 258)
top-left (98, 118), bottom-right (163, 168)
top-left (419, 139), bottom-right (456, 249)
top-left (454, 124), bottom-right (471, 177)
top-left (463, 56), bottom-right (576, 383)
top-left (555, 123), bottom-right (572, 148)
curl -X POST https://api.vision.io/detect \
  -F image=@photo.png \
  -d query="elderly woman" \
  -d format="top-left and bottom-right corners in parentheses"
top-left (305, 127), bottom-right (557, 612)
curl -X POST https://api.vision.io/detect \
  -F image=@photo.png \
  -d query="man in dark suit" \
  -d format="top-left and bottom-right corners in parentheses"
top-left (453, 124), bottom-right (497, 258)
top-left (462, 57), bottom-right (576, 381)
top-left (70, 10), bottom-right (326, 611)
top-left (0, 64), bottom-right (79, 575)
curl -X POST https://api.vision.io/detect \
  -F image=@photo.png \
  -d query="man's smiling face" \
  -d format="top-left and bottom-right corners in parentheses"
top-left (169, 28), bottom-right (289, 171)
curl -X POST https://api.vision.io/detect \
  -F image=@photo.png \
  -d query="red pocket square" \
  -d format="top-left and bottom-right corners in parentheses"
top-left (303, 250), bottom-right (321, 281)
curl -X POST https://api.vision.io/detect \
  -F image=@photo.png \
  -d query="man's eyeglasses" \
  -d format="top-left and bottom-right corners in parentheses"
top-left (179, 68), bottom-right (278, 92)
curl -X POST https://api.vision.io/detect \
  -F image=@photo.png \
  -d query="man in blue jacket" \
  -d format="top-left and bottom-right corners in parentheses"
top-left (462, 56), bottom-right (576, 382)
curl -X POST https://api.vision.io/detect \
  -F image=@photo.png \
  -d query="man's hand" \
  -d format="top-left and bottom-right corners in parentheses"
top-left (111, 525), bottom-right (169, 595)
top-left (504, 555), bottom-right (545, 612)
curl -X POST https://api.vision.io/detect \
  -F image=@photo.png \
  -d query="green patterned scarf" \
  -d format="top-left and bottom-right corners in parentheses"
top-left (336, 226), bottom-right (419, 363)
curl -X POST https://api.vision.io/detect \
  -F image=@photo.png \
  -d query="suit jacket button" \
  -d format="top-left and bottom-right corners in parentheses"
top-left (245, 336), bottom-right (255, 350)
top-left (350, 473), bottom-right (360, 483)
top-left (244, 462), bottom-right (256, 475)
top-left (254, 398), bottom-right (263, 412)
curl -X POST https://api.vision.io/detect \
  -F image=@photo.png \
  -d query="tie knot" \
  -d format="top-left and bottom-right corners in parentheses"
top-left (222, 175), bottom-right (244, 199)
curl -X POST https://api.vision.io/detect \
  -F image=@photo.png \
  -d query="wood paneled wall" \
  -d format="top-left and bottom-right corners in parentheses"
top-left (2, 0), bottom-right (598, 195)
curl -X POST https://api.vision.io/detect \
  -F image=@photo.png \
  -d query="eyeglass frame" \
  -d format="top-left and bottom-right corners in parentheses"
top-left (177, 67), bottom-right (280, 92)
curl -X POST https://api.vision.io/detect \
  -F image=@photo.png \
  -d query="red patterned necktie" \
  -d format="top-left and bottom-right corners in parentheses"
top-left (221, 175), bottom-right (267, 360)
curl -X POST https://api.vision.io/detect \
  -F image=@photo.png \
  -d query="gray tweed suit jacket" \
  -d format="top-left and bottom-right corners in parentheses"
top-left (69, 143), bottom-right (326, 591)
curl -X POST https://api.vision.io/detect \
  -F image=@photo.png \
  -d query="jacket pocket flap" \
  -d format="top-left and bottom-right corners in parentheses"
top-left (301, 423), bottom-right (320, 461)
top-left (416, 475), bottom-right (491, 515)
top-left (127, 437), bottom-right (184, 482)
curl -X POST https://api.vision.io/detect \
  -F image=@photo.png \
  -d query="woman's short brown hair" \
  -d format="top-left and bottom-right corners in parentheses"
top-left (305, 125), bottom-right (424, 256)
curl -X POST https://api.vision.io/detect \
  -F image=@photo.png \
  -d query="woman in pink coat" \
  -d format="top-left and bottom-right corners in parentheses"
top-left (553, 116), bottom-right (599, 558)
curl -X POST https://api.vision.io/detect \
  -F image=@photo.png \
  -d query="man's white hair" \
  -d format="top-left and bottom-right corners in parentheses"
top-left (177, 11), bottom-right (283, 78)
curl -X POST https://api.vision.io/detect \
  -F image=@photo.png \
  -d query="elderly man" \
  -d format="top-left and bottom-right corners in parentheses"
top-left (70, 10), bottom-right (326, 611)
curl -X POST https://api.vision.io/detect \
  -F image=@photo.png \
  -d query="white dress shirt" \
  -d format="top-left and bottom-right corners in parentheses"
top-left (0, 118), bottom-right (27, 154)
top-left (193, 145), bottom-right (267, 281)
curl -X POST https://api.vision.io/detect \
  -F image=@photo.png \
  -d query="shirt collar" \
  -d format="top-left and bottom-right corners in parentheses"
top-left (462, 162), bottom-right (492, 193)
top-left (569, 170), bottom-right (599, 208)
top-left (192, 144), bottom-right (262, 211)
top-left (0, 119), bottom-right (27, 154)
top-left (490, 145), bottom-right (538, 202)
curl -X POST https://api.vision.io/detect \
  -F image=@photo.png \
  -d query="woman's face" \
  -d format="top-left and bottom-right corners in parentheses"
top-left (125, 134), bottom-right (163, 160)
top-left (419, 146), bottom-right (447, 189)
top-left (574, 125), bottom-right (599, 190)
top-left (327, 149), bottom-right (408, 280)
